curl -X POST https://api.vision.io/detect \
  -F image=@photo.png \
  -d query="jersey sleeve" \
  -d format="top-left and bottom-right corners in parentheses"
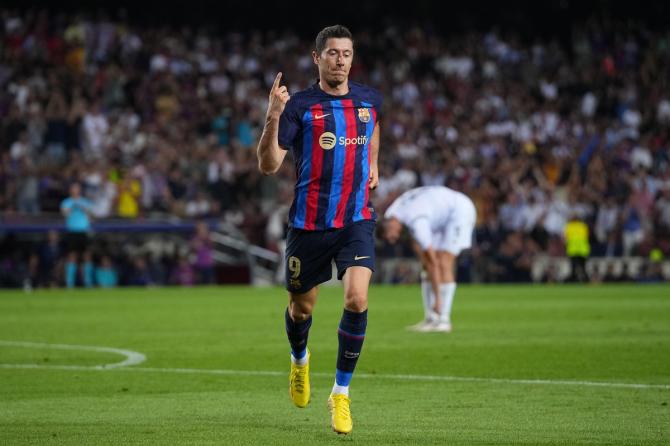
top-left (278, 98), bottom-right (301, 151)
top-left (409, 217), bottom-right (432, 250)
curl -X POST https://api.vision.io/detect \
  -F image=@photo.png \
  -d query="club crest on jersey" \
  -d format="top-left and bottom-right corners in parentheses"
top-left (357, 108), bottom-right (371, 123)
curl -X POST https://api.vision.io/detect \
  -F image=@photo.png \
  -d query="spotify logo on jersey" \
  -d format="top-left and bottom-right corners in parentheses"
top-left (318, 132), bottom-right (369, 150)
top-left (319, 132), bottom-right (337, 150)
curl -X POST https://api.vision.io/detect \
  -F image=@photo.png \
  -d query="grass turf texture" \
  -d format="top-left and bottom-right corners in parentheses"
top-left (0, 284), bottom-right (668, 445)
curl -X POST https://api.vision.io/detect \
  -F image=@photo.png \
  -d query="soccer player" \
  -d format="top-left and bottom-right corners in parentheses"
top-left (256, 25), bottom-right (382, 435)
top-left (383, 186), bottom-right (476, 332)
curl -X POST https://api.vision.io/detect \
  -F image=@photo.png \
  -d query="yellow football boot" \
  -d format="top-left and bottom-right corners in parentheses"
top-left (289, 350), bottom-right (310, 408)
top-left (327, 393), bottom-right (353, 434)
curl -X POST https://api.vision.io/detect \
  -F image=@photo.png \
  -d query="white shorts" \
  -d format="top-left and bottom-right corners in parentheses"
top-left (434, 198), bottom-right (476, 255)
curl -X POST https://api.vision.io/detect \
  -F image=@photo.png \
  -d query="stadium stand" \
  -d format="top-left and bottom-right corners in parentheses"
top-left (0, 7), bottom-right (669, 286)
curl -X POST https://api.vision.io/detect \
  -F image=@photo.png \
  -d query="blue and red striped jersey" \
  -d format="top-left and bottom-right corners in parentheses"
top-left (278, 81), bottom-right (382, 231)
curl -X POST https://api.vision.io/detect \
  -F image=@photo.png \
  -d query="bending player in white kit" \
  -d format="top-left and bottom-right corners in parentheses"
top-left (383, 186), bottom-right (476, 332)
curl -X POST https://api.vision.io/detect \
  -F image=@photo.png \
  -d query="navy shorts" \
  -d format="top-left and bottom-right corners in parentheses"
top-left (284, 220), bottom-right (376, 293)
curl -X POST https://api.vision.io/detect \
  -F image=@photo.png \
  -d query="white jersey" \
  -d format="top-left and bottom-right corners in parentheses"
top-left (385, 186), bottom-right (476, 254)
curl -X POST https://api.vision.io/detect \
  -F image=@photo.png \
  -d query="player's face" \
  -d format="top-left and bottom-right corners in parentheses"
top-left (384, 218), bottom-right (403, 244)
top-left (313, 38), bottom-right (353, 88)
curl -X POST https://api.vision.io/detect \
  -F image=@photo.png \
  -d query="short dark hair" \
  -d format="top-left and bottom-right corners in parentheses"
top-left (315, 25), bottom-right (353, 54)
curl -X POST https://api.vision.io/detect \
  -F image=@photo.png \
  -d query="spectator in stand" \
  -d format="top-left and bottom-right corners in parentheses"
top-left (38, 229), bottom-right (62, 287)
top-left (172, 254), bottom-right (195, 286)
top-left (16, 159), bottom-right (40, 214)
top-left (95, 255), bottom-right (118, 288)
top-left (594, 196), bottom-right (619, 256)
top-left (116, 173), bottom-right (142, 218)
top-left (621, 196), bottom-right (645, 256)
top-left (44, 91), bottom-right (69, 164)
top-left (127, 256), bottom-right (153, 286)
top-left (493, 232), bottom-right (533, 282)
top-left (190, 221), bottom-right (215, 284)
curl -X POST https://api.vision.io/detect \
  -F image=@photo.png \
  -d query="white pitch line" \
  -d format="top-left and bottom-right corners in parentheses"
top-left (0, 340), bottom-right (146, 369)
top-left (0, 363), bottom-right (668, 390)
top-left (1, 340), bottom-right (668, 390)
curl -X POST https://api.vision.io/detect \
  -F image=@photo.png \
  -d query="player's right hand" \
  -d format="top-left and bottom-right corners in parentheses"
top-left (267, 72), bottom-right (290, 118)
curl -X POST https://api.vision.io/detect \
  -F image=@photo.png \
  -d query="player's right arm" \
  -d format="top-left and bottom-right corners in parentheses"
top-left (257, 72), bottom-right (290, 175)
top-left (61, 199), bottom-right (72, 217)
top-left (368, 122), bottom-right (380, 189)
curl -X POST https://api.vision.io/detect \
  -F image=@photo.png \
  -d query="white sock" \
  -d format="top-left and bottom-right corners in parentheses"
top-left (332, 383), bottom-right (349, 396)
top-left (439, 283), bottom-right (457, 323)
top-left (291, 352), bottom-right (308, 366)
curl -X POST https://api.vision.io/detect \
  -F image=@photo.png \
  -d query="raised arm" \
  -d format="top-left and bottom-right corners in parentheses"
top-left (257, 72), bottom-right (290, 175)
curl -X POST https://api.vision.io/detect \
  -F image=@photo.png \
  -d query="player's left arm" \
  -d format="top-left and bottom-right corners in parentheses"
top-left (422, 247), bottom-right (442, 315)
top-left (82, 198), bottom-right (95, 217)
top-left (368, 122), bottom-right (379, 190)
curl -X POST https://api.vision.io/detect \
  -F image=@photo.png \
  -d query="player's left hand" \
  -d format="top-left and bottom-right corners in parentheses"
top-left (267, 72), bottom-right (290, 119)
top-left (368, 164), bottom-right (378, 190)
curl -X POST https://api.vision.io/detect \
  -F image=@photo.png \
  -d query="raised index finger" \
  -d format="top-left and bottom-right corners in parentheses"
top-left (272, 72), bottom-right (282, 91)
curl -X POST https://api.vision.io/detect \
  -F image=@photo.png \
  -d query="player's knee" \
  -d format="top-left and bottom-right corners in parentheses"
top-left (289, 300), bottom-right (313, 321)
top-left (344, 291), bottom-right (368, 312)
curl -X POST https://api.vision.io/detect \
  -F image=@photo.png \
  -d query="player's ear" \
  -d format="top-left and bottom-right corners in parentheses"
top-left (312, 50), bottom-right (319, 65)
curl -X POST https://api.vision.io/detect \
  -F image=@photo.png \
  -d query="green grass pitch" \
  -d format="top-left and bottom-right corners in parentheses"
top-left (0, 284), bottom-right (668, 445)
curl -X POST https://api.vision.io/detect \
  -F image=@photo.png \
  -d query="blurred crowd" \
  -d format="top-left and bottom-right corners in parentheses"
top-left (1, 9), bottom-right (669, 286)
top-left (0, 222), bottom-right (216, 289)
